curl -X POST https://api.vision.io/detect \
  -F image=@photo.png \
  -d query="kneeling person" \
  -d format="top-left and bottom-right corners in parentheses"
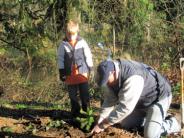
top-left (91, 59), bottom-right (180, 138)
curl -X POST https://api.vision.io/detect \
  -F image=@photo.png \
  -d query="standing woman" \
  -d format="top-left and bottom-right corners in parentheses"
top-left (58, 20), bottom-right (93, 117)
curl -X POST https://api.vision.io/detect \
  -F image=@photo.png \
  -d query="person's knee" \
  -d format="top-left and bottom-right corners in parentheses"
top-left (144, 121), bottom-right (161, 138)
top-left (144, 105), bottom-right (163, 138)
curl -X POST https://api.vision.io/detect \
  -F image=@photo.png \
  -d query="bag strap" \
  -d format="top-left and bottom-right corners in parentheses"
top-left (146, 67), bottom-right (160, 103)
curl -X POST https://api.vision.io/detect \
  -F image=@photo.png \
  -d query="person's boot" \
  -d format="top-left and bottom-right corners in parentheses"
top-left (162, 115), bottom-right (181, 135)
top-left (72, 111), bottom-right (81, 117)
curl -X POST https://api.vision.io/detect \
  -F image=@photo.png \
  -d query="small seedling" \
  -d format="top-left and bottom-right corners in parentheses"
top-left (0, 126), bottom-right (13, 133)
top-left (25, 122), bottom-right (37, 134)
top-left (76, 108), bottom-right (95, 132)
top-left (46, 120), bottom-right (64, 130)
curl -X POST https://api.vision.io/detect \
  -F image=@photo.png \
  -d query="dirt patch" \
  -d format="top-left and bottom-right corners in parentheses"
top-left (91, 126), bottom-right (141, 138)
top-left (0, 116), bottom-right (142, 138)
top-left (0, 105), bottom-right (143, 138)
top-left (0, 101), bottom-right (182, 138)
top-left (0, 98), bottom-right (181, 138)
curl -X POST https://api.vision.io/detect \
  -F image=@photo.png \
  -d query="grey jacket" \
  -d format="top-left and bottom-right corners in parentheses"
top-left (58, 37), bottom-right (93, 76)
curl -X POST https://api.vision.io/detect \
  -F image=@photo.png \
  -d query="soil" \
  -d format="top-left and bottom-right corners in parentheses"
top-left (0, 106), bottom-right (142, 138)
top-left (0, 104), bottom-right (181, 138)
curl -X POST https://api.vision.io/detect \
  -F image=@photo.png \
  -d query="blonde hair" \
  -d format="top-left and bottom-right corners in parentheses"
top-left (66, 20), bottom-right (79, 33)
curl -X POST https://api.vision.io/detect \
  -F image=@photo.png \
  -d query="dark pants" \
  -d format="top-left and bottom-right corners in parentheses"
top-left (68, 82), bottom-right (90, 115)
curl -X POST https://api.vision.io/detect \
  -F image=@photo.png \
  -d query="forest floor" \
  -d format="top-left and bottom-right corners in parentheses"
top-left (0, 99), bottom-right (142, 138)
top-left (0, 99), bottom-right (181, 138)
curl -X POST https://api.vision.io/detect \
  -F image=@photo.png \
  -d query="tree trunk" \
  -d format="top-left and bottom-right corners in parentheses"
top-left (146, 14), bottom-right (151, 42)
top-left (113, 25), bottom-right (115, 58)
top-left (52, 1), bottom-right (59, 81)
top-left (26, 48), bottom-right (32, 83)
top-left (123, 0), bottom-right (129, 50)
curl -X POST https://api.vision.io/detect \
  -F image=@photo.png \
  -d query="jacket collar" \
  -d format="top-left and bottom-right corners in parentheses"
top-left (113, 60), bottom-right (120, 79)
top-left (63, 35), bottom-right (82, 42)
top-left (113, 59), bottom-right (122, 88)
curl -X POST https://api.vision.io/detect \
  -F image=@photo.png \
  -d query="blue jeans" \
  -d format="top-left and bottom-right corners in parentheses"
top-left (120, 95), bottom-right (180, 138)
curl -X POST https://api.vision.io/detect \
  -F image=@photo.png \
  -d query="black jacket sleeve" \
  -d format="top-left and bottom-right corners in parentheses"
top-left (59, 69), bottom-right (66, 81)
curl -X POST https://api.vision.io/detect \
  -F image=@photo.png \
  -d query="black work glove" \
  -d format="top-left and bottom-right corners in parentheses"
top-left (59, 69), bottom-right (66, 82)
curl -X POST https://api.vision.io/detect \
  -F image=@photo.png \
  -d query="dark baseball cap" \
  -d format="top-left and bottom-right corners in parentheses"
top-left (97, 60), bottom-right (115, 87)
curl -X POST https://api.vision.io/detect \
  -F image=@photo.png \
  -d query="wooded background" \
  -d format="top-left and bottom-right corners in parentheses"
top-left (0, 0), bottom-right (183, 103)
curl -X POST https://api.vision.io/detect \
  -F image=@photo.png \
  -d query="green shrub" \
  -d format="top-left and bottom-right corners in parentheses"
top-left (46, 120), bottom-right (65, 130)
top-left (172, 82), bottom-right (181, 96)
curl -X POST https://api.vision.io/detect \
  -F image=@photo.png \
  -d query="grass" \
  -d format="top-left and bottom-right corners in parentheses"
top-left (1, 102), bottom-right (67, 110)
